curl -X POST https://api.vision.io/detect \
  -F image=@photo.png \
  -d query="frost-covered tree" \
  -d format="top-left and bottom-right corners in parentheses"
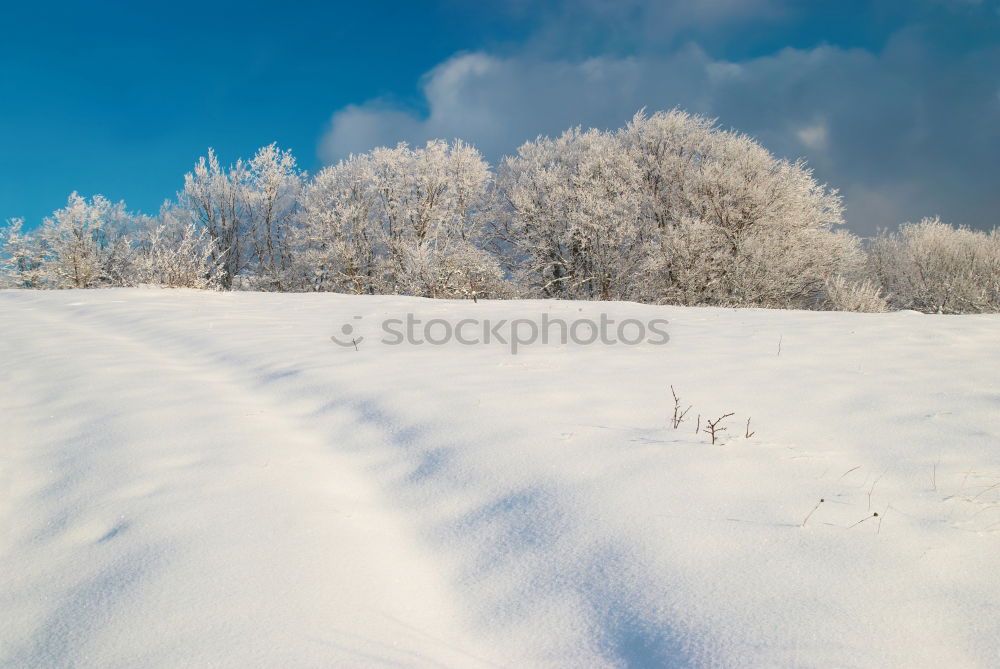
top-left (180, 150), bottom-right (244, 288)
top-left (16, 107), bottom-right (980, 313)
top-left (0, 195), bottom-right (224, 291)
top-left (494, 110), bottom-right (853, 306)
top-left (180, 145), bottom-right (303, 290)
top-left (131, 207), bottom-right (224, 289)
top-left (622, 109), bottom-right (852, 307)
top-left (494, 128), bottom-right (647, 299)
top-left (625, 111), bottom-right (842, 248)
top-left (619, 109), bottom-right (716, 232)
top-left (293, 153), bottom-right (380, 293)
top-left (37, 192), bottom-right (134, 288)
top-left (244, 144), bottom-right (303, 290)
top-left (180, 149), bottom-right (249, 290)
top-left (369, 139), bottom-right (502, 297)
top-left (0, 218), bottom-right (47, 288)
top-left (869, 217), bottom-right (1000, 313)
top-left (296, 140), bottom-right (508, 298)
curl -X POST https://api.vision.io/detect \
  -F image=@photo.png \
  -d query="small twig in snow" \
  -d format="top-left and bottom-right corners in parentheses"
top-left (876, 506), bottom-right (889, 535)
top-left (971, 481), bottom-right (1000, 502)
top-left (958, 469), bottom-right (975, 493)
top-left (801, 498), bottom-right (824, 527)
top-left (669, 385), bottom-right (692, 429)
top-left (838, 465), bottom-right (861, 480)
top-left (867, 472), bottom-right (884, 512)
top-left (848, 512), bottom-right (879, 529)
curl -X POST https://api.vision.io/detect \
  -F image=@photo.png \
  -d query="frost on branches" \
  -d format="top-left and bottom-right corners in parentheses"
top-left (294, 140), bottom-right (509, 299)
top-left (131, 209), bottom-right (224, 289)
top-left (2, 108), bottom-right (997, 313)
top-left (180, 144), bottom-right (303, 290)
top-left (494, 110), bottom-right (858, 307)
top-left (869, 218), bottom-right (1000, 314)
top-left (494, 127), bottom-right (647, 300)
top-left (1, 195), bottom-right (222, 290)
top-left (0, 193), bottom-right (132, 289)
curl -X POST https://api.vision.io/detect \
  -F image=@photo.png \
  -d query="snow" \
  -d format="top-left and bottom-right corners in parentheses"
top-left (2, 288), bottom-right (999, 667)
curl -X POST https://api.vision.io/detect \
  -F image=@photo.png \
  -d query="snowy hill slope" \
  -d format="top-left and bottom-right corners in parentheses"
top-left (1, 288), bottom-right (999, 667)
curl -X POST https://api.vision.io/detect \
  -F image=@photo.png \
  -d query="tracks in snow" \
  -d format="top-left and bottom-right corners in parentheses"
top-left (0, 294), bottom-right (501, 668)
top-left (1, 292), bottom-right (696, 667)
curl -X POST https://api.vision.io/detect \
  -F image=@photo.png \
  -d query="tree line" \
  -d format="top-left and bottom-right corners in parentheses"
top-left (3, 109), bottom-right (998, 314)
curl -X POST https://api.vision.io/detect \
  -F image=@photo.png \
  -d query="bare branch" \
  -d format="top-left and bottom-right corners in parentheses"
top-left (801, 498), bottom-right (824, 528)
top-left (704, 412), bottom-right (734, 445)
top-left (670, 385), bottom-right (693, 429)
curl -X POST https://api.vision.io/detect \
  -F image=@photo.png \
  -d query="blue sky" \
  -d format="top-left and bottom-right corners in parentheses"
top-left (2, 0), bottom-right (998, 235)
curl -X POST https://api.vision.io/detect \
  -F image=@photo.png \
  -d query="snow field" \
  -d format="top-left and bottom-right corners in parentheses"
top-left (1, 289), bottom-right (999, 667)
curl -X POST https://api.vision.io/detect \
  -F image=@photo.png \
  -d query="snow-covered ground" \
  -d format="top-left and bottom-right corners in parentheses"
top-left (2, 288), bottom-right (999, 668)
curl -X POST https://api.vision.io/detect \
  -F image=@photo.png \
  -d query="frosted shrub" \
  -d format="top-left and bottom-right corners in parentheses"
top-left (404, 243), bottom-right (512, 299)
top-left (726, 229), bottom-right (864, 309)
top-left (1, 199), bottom-right (223, 291)
top-left (822, 275), bottom-right (890, 313)
top-left (869, 218), bottom-right (1000, 313)
top-left (132, 214), bottom-right (224, 289)
top-left (0, 218), bottom-right (47, 288)
top-left (36, 193), bottom-right (134, 288)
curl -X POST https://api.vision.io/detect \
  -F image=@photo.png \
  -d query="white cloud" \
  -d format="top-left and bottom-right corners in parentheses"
top-left (319, 47), bottom-right (719, 164)
top-left (795, 120), bottom-right (828, 151)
